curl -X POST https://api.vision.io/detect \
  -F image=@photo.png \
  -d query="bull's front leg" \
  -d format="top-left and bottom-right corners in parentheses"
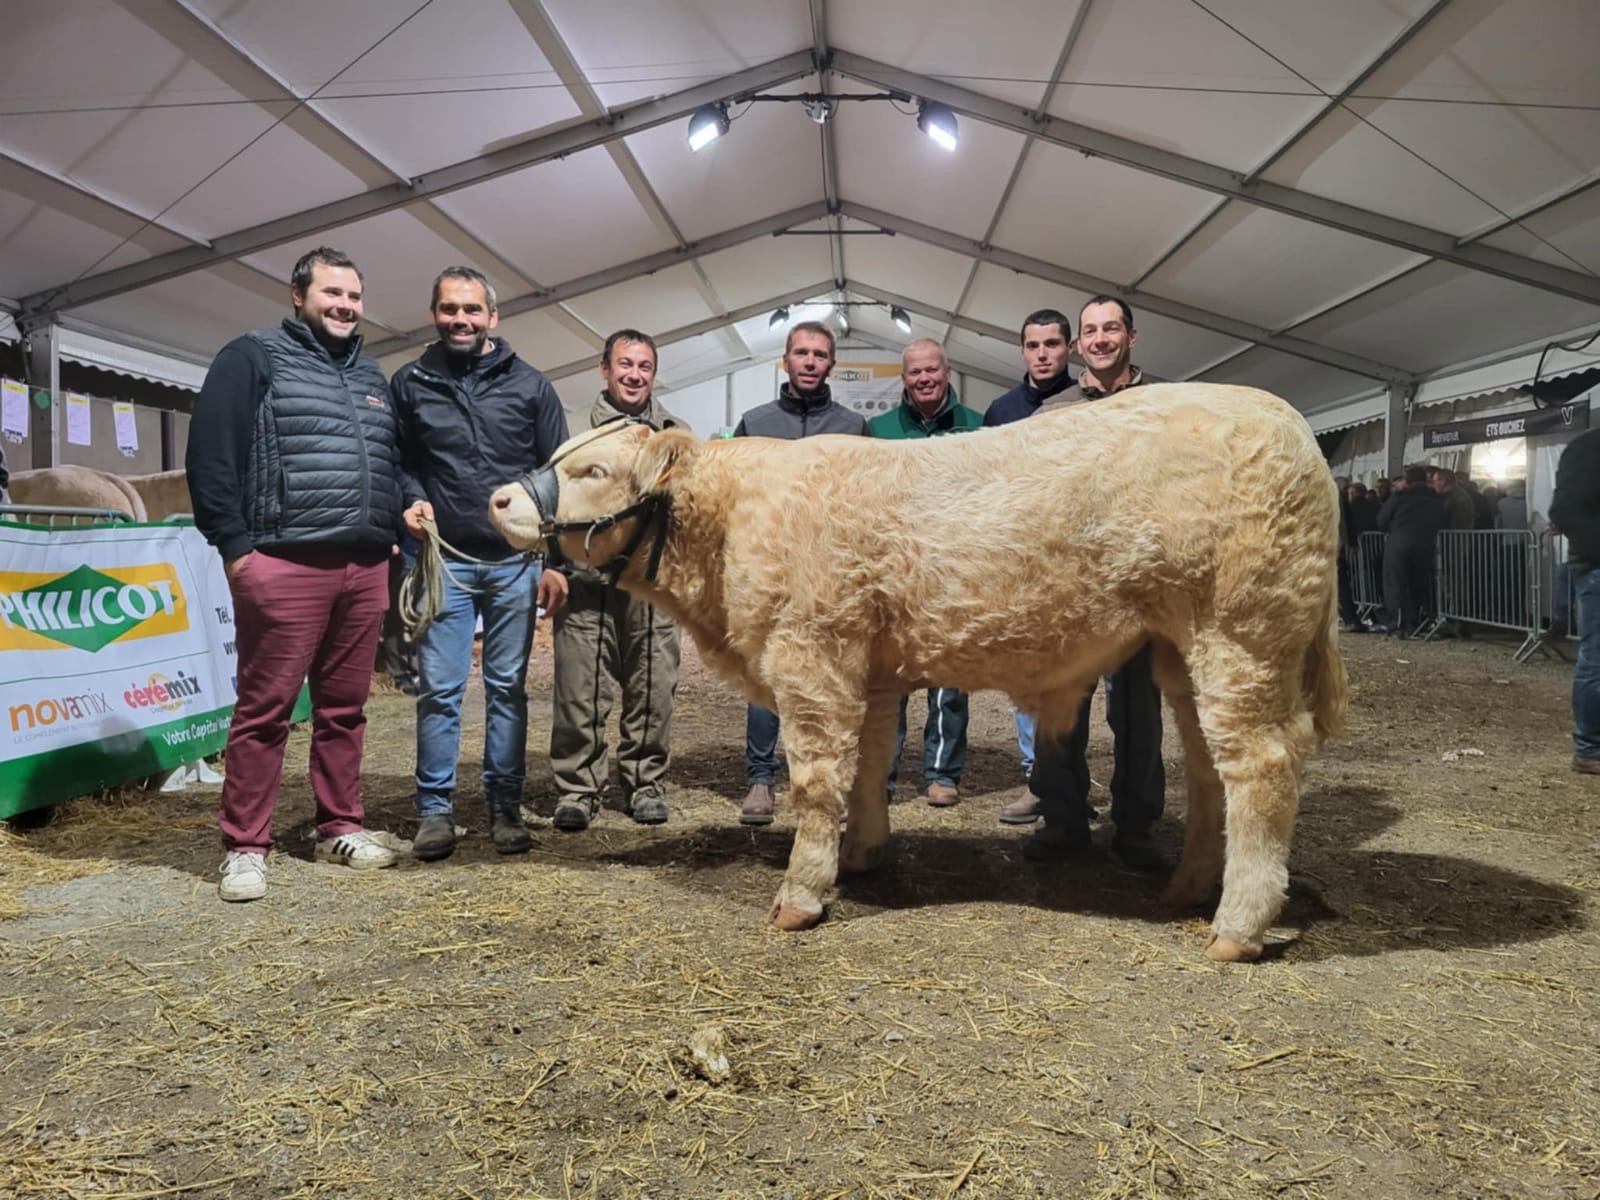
top-left (840, 692), bottom-right (900, 875)
top-left (770, 704), bottom-right (864, 932)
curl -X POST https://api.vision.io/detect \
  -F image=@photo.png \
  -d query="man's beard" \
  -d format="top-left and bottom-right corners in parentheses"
top-left (444, 331), bottom-right (489, 358)
top-left (302, 311), bottom-right (353, 351)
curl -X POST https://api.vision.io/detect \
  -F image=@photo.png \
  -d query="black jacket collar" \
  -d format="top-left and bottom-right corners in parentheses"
top-left (777, 382), bottom-right (835, 414)
top-left (281, 316), bottom-right (364, 367)
top-left (420, 337), bottom-right (516, 380)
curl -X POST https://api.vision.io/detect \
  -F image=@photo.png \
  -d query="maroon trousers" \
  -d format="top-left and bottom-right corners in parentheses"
top-left (218, 547), bottom-right (389, 854)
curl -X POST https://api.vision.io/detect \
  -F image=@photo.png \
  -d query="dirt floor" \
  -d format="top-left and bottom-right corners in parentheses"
top-left (1, 625), bottom-right (1596, 1200)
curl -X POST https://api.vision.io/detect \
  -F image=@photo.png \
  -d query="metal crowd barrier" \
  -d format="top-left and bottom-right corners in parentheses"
top-left (0, 503), bottom-right (135, 528)
top-left (1421, 529), bottom-right (1541, 658)
top-left (1347, 531), bottom-right (1386, 620)
top-left (1524, 531), bottom-right (1583, 662)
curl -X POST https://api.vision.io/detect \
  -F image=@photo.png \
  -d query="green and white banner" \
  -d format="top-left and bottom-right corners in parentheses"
top-left (1, 522), bottom-right (242, 817)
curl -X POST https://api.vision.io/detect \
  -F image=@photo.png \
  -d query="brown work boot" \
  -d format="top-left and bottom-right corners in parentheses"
top-left (925, 782), bottom-right (960, 808)
top-left (998, 792), bottom-right (1043, 825)
top-left (740, 783), bottom-right (776, 826)
top-left (1575, 755), bottom-right (1600, 776)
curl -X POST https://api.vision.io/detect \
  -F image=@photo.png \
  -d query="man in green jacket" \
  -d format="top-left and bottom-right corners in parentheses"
top-left (867, 339), bottom-right (982, 805)
top-left (550, 330), bottom-right (685, 830)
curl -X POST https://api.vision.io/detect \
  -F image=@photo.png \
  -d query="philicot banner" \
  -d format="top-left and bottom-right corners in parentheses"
top-left (0, 522), bottom-right (253, 817)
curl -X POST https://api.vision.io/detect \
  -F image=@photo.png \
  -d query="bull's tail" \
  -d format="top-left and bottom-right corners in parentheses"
top-left (1303, 588), bottom-right (1348, 744)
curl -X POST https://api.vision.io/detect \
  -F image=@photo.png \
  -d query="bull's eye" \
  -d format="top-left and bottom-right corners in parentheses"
top-left (585, 465), bottom-right (609, 479)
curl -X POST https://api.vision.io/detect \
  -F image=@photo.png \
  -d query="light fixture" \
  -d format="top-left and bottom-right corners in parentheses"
top-left (801, 97), bottom-right (833, 125)
top-left (917, 100), bottom-right (958, 152)
top-left (768, 306), bottom-right (790, 329)
top-left (687, 102), bottom-right (730, 152)
top-left (890, 305), bottom-right (912, 334)
top-left (834, 309), bottom-right (850, 337)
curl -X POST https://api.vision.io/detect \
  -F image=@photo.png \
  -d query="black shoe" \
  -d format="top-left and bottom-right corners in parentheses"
top-left (413, 814), bottom-right (457, 862)
top-left (1021, 823), bottom-right (1095, 863)
top-left (628, 787), bottom-right (669, 825)
top-left (552, 795), bottom-right (600, 833)
top-left (491, 807), bottom-right (533, 855)
top-left (1111, 827), bottom-right (1168, 872)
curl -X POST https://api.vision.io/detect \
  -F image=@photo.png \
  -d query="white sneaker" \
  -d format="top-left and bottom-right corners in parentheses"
top-left (218, 851), bottom-right (267, 902)
top-left (314, 829), bottom-right (401, 871)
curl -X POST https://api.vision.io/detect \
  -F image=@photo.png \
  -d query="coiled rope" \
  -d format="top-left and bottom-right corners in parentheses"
top-left (398, 514), bottom-right (536, 643)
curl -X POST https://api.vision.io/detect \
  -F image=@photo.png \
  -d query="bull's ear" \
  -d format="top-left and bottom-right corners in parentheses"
top-left (632, 427), bottom-right (699, 495)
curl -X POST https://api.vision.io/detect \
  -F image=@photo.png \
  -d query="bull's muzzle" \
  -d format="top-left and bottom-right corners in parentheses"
top-left (517, 461), bottom-right (563, 561)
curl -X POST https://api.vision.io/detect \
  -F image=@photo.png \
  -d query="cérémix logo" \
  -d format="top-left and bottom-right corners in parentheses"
top-left (0, 563), bottom-right (189, 652)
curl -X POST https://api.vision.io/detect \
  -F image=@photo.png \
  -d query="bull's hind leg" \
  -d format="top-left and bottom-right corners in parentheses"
top-left (1151, 642), bottom-right (1226, 909)
top-left (1186, 636), bottom-right (1318, 962)
top-left (840, 693), bottom-right (900, 875)
top-left (769, 684), bottom-right (866, 931)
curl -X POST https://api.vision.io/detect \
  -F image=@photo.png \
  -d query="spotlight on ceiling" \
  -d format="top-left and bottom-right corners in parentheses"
top-left (801, 97), bottom-right (833, 125)
top-left (890, 305), bottom-right (913, 334)
top-left (917, 100), bottom-right (958, 152)
top-left (768, 306), bottom-right (791, 329)
top-left (835, 309), bottom-right (851, 336)
top-left (687, 102), bottom-right (730, 152)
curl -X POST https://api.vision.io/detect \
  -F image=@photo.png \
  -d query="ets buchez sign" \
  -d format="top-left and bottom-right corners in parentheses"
top-left (1422, 399), bottom-right (1590, 449)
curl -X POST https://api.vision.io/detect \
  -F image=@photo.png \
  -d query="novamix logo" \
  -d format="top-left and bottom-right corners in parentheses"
top-left (0, 563), bottom-right (189, 653)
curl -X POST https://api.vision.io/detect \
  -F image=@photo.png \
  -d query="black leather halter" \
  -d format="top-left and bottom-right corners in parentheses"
top-left (516, 418), bottom-right (673, 582)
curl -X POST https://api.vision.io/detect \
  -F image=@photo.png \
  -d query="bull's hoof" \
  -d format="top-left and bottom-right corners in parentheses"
top-left (1162, 871), bottom-right (1218, 911)
top-left (1204, 935), bottom-right (1263, 963)
top-left (839, 838), bottom-right (887, 876)
top-left (772, 903), bottom-right (824, 931)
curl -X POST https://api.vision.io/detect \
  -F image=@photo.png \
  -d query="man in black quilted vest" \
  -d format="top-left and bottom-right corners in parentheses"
top-left (188, 246), bottom-right (406, 902)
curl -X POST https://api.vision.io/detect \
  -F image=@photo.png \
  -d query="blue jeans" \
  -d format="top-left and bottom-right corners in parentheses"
top-left (415, 559), bottom-right (541, 816)
top-left (1015, 709), bottom-right (1037, 777)
top-left (746, 704), bottom-right (781, 785)
top-left (1575, 567), bottom-right (1600, 761)
top-left (889, 688), bottom-right (968, 788)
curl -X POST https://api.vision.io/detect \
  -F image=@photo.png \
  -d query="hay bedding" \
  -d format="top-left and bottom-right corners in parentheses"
top-left (1, 628), bottom-right (1596, 1199)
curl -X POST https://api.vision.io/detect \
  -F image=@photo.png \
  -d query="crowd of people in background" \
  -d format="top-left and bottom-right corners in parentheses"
top-left (1335, 463), bottom-right (1533, 638)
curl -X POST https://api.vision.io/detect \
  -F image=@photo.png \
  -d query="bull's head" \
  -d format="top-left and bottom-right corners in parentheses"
top-left (488, 420), bottom-right (696, 575)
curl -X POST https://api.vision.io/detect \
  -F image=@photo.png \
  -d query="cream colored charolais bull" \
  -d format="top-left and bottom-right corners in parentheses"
top-left (488, 384), bottom-right (1346, 961)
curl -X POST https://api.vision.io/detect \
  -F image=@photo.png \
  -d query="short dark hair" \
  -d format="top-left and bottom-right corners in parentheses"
top-left (785, 320), bottom-right (836, 357)
top-left (1081, 294), bottom-right (1135, 329)
top-left (1404, 466), bottom-right (1429, 485)
top-left (1019, 308), bottom-right (1071, 344)
top-left (431, 266), bottom-right (497, 312)
top-left (291, 246), bottom-right (362, 293)
top-left (603, 329), bottom-right (658, 365)
top-left (1433, 466), bottom-right (1455, 484)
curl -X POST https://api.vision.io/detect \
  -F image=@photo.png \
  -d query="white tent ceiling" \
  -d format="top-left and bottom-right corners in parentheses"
top-left (3, 0), bottom-right (1599, 422)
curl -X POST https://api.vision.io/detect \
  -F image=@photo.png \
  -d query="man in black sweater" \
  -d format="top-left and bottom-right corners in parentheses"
top-left (1550, 427), bottom-right (1600, 774)
top-left (187, 246), bottom-right (406, 901)
top-left (1375, 465), bottom-right (1446, 635)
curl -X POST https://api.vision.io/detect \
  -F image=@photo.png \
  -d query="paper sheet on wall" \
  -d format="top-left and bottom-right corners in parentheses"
top-left (827, 364), bottom-right (903, 419)
top-left (65, 392), bottom-right (92, 446)
top-left (1, 378), bottom-right (26, 444)
top-left (113, 401), bottom-right (138, 456)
